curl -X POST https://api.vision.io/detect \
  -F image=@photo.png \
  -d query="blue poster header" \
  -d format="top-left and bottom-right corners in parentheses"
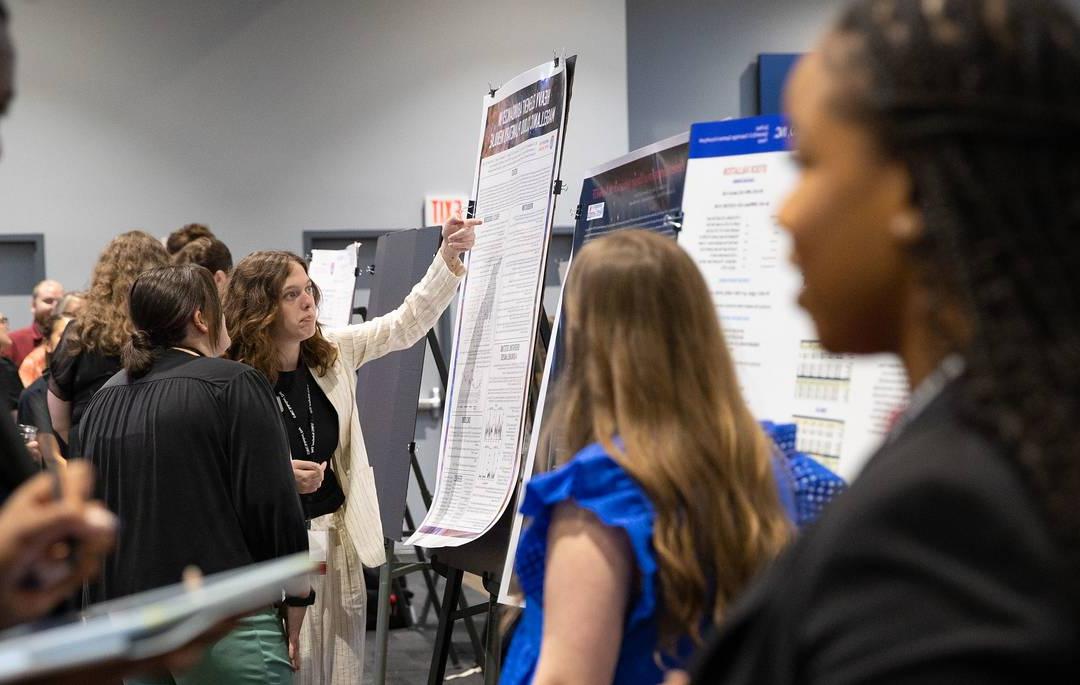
top-left (689, 115), bottom-right (792, 159)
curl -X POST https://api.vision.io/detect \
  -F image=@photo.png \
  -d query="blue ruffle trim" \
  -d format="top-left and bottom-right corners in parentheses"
top-left (519, 443), bottom-right (659, 630)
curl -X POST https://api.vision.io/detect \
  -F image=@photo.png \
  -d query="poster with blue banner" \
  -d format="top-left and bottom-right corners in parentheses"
top-left (681, 115), bottom-right (909, 481)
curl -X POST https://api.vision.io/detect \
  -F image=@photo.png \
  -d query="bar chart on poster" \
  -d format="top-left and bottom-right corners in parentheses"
top-left (680, 116), bottom-right (908, 480)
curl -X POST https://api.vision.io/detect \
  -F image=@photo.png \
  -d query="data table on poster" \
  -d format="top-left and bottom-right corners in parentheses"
top-left (680, 116), bottom-right (908, 480)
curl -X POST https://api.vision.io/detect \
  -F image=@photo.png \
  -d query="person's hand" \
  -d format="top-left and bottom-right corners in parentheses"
top-left (292, 460), bottom-right (326, 495)
top-left (439, 211), bottom-right (482, 268)
top-left (25, 439), bottom-right (42, 465)
top-left (284, 605), bottom-right (307, 671)
top-left (0, 461), bottom-right (116, 628)
top-left (37, 433), bottom-right (67, 471)
top-left (662, 670), bottom-right (691, 685)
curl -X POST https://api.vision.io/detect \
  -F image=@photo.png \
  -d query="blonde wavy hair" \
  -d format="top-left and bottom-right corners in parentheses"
top-left (223, 251), bottom-right (338, 385)
top-left (67, 231), bottom-right (170, 356)
top-left (555, 229), bottom-right (791, 650)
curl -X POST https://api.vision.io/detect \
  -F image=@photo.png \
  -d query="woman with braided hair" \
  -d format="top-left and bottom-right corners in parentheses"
top-left (684, 0), bottom-right (1080, 682)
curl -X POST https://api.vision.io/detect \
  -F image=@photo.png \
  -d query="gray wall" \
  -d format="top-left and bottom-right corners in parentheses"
top-left (627, 0), bottom-right (845, 149)
top-left (626, 0), bottom-right (1080, 150)
top-left (0, 0), bottom-right (628, 329)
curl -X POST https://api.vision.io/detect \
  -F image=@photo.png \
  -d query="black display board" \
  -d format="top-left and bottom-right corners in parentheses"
top-left (356, 226), bottom-right (442, 539)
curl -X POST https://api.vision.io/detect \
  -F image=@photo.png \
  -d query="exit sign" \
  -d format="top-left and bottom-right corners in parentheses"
top-left (424, 195), bottom-right (468, 227)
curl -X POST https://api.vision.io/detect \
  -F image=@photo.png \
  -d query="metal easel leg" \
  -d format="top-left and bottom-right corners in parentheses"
top-left (372, 538), bottom-right (395, 685)
top-left (427, 567), bottom-right (464, 685)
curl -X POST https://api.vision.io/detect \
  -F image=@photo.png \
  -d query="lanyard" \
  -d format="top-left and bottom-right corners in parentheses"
top-left (278, 378), bottom-right (315, 458)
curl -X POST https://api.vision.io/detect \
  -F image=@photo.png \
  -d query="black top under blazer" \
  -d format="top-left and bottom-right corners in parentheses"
top-left (690, 383), bottom-right (1078, 684)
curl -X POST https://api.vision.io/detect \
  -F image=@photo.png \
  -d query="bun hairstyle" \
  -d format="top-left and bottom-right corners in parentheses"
top-left (122, 265), bottom-right (223, 379)
top-left (165, 223), bottom-right (214, 256)
top-left (172, 236), bottom-right (233, 275)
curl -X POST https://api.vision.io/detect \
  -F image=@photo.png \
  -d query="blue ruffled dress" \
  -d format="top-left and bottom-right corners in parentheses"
top-left (500, 443), bottom-right (695, 685)
top-left (500, 430), bottom-right (846, 684)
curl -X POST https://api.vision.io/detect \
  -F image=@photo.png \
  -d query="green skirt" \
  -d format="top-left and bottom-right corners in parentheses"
top-left (125, 607), bottom-right (293, 685)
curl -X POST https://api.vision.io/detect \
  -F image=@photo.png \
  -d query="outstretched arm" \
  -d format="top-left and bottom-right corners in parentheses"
top-left (335, 212), bottom-right (481, 369)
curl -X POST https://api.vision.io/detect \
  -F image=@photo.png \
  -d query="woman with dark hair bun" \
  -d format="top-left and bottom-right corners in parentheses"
top-left (685, 0), bottom-right (1080, 682)
top-left (78, 264), bottom-right (312, 683)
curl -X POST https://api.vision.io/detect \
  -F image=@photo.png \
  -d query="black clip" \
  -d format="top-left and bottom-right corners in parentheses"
top-left (574, 204), bottom-right (583, 221)
top-left (552, 179), bottom-right (565, 196)
top-left (553, 51), bottom-right (560, 68)
top-left (488, 82), bottom-right (498, 98)
top-left (467, 199), bottom-right (478, 220)
top-left (664, 209), bottom-right (685, 234)
top-left (367, 264), bottom-right (376, 275)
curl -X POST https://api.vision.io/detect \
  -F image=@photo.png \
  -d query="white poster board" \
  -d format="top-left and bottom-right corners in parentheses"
top-left (408, 59), bottom-right (569, 548)
top-left (308, 244), bottom-right (360, 330)
top-left (680, 116), bottom-right (908, 481)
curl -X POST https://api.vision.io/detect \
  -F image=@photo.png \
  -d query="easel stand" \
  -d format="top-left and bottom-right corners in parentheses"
top-left (372, 330), bottom-right (484, 685)
top-left (427, 564), bottom-right (502, 685)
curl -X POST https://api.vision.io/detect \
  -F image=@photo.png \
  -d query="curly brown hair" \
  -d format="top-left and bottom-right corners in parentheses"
top-left (67, 231), bottom-right (170, 356)
top-left (223, 251), bottom-right (337, 385)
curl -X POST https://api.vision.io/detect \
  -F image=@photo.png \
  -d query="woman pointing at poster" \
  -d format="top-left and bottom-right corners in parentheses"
top-left (223, 213), bottom-right (478, 684)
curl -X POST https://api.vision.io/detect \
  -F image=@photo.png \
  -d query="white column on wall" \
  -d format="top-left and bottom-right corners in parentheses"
top-left (0, 0), bottom-right (629, 328)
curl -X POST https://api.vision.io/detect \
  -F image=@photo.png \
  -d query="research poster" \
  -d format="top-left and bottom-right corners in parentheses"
top-left (680, 116), bottom-right (908, 481)
top-left (498, 133), bottom-right (691, 602)
top-left (408, 59), bottom-right (570, 549)
top-left (572, 131), bottom-right (690, 251)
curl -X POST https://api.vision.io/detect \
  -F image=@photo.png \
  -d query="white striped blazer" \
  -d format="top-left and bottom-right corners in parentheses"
top-left (311, 253), bottom-right (463, 567)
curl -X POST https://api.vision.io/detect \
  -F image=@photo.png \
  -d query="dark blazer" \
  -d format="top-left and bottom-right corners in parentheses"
top-left (690, 384), bottom-right (1077, 684)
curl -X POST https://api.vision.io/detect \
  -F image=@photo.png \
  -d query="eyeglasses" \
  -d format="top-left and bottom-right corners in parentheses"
top-left (0, 316), bottom-right (8, 325)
